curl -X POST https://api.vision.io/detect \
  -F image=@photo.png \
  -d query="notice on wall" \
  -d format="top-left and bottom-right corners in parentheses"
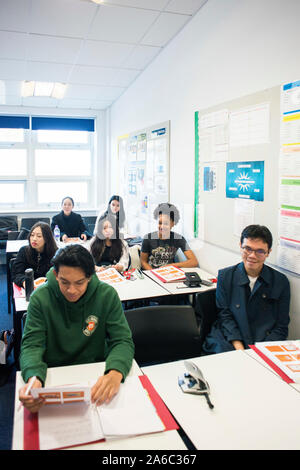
top-left (197, 109), bottom-right (229, 162)
top-left (226, 161), bottom-right (264, 201)
top-left (233, 199), bottom-right (255, 237)
top-left (278, 80), bottom-right (300, 274)
top-left (229, 102), bottom-right (270, 147)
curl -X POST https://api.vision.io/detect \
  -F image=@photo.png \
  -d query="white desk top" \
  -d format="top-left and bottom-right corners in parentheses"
top-left (142, 350), bottom-right (300, 450)
top-left (114, 274), bottom-right (170, 302)
top-left (6, 239), bottom-right (28, 253)
top-left (144, 267), bottom-right (216, 296)
top-left (13, 360), bottom-right (186, 451)
top-left (13, 273), bottom-right (169, 312)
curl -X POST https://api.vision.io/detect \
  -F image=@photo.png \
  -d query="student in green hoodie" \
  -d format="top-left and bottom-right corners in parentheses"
top-left (18, 244), bottom-right (134, 413)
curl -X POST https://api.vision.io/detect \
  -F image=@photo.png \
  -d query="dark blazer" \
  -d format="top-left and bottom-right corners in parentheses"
top-left (12, 245), bottom-right (53, 287)
top-left (51, 211), bottom-right (87, 239)
top-left (202, 262), bottom-right (290, 354)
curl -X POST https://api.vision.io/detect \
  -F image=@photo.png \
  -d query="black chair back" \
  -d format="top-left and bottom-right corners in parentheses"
top-left (124, 305), bottom-right (201, 366)
top-left (194, 289), bottom-right (219, 350)
top-left (0, 215), bottom-right (18, 240)
top-left (7, 231), bottom-right (20, 240)
top-left (20, 217), bottom-right (50, 231)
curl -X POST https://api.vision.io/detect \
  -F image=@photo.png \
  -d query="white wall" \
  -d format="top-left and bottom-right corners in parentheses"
top-left (108, 0), bottom-right (300, 338)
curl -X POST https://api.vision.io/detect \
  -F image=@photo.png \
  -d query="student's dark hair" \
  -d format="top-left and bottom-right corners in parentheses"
top-left (26, 222), bottom-right (57, 264)
top-left (90, 215), bottom-right (123, 265)
top-left (106, 195), bottom-right (125, 228)
top-left (153, 203), bottom-right (180, 225)
top-left (52, 244), bottom-right (95, 277)
top-left (240, 225), bottom-right (273, 250)
top-left (61, 196), bottom-right (74, 207)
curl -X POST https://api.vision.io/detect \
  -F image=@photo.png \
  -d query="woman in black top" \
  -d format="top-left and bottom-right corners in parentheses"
top-left (51, 196), bottom-right (88, 242)
top-left (90, 215), bottom-right (129, 273)
top-left (12, 222), bottom-right (58, 287)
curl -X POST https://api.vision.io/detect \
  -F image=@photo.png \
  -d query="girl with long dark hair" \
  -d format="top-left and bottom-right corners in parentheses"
top-left (90, 215), bottom-right (129, 273)
top-left (12, 222), bottom-right (58, 287)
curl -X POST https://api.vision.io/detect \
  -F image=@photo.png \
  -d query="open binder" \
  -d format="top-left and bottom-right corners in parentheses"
top-left (23, 375), bottom-right (178, 450)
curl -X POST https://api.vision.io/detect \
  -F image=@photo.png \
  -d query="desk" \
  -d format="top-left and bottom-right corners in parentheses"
top-left (144, 267), bottom-right (216, 297)
top-left (12, 360), bottom-right (187, 451)
top-left (245, 348), bottom-right (300, 395)
top-left (142, 350), bottom-right (300, 450)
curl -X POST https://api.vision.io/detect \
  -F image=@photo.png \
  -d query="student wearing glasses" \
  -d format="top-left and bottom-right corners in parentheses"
top-left (202, 225), bottom-right (290, 355)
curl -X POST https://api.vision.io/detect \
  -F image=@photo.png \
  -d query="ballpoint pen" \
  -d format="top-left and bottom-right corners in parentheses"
top-left (18, 375), bottom-right (37, 411)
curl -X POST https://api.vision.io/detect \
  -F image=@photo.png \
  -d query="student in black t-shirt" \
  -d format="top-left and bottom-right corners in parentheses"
top-left (141, 203), bottom-right (198, 270)
top-left (51, 196), bottom-right (88, 242)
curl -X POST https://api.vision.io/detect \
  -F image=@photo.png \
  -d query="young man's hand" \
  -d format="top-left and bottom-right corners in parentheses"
top-left (91, 370), bottom-right (123, 406)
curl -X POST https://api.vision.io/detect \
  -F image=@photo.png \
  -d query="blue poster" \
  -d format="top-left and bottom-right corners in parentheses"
top-left (226, 161), bottom-right (264, 201)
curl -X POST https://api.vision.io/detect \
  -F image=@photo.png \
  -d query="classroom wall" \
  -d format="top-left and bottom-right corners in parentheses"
top-left (108, 0), bottom-right (300, 338)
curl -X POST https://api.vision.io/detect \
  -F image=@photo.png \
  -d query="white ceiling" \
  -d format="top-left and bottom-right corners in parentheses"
top-left (0, 0), bottom-right (207, 110)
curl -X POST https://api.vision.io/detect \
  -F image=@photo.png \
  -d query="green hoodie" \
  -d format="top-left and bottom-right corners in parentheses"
top-left (20, 268), bottom-right (134, 384)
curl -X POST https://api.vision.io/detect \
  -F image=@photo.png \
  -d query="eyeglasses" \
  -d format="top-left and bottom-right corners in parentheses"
top-left (241, 245), bottom-right (268, 257)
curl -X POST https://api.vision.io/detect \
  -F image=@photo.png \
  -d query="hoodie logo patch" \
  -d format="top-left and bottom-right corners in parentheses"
top-left (83, 315), bottom-right (98, 336)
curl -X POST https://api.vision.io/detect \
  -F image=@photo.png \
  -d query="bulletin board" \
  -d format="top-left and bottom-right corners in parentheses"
top-left (194, 83), bottom-right (300, 275)
top-left (118, 121), bottom-right (170, 237)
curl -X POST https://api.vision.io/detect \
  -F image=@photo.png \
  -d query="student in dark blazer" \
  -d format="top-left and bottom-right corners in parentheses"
top-left (12, 222), bottom-right (58, 287)
top-left (202, 225), bottom-right (290, 354)
top-left (51, 196), bottom-right (88, 242)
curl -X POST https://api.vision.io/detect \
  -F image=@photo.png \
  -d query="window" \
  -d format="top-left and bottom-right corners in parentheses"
top-left (0, 115), bottom-right (95, 210)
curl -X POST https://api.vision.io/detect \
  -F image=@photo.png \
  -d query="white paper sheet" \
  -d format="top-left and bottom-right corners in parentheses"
top-left (98, 376), bottom-right (164, 437)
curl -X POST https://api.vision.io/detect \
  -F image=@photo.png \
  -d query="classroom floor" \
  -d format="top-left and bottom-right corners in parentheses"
top-left (0, 259), bottom-right (16, 451)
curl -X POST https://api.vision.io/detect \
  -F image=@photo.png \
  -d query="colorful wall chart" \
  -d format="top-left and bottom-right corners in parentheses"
top-left (278, 80), bottom-right (300, 274)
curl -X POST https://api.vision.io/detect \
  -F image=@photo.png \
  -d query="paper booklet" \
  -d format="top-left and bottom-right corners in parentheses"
top-left (151, 265), bottom-right (186, 283)
top-left (96, 267), bottom-right (127, 285)
top-left (250, 340), bottom-right (300, 384)
top-left (24, 375), bottom-right (178, 450)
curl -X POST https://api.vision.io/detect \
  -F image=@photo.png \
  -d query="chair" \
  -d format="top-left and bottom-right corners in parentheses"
top-left (83, 216), bottom-right (97, 226)
top-left (20, 217), bottom-right (50, 231)
top-left (194, 289), bottom-right (219, 351)
top-left (83, 216), bottom-right (97, 239)
top-left (0, 215), bottom-right (18, 248)
top-left (124, 305), bottom-right (201, 366)
top-left (7, 231), bottom-right (20, 240)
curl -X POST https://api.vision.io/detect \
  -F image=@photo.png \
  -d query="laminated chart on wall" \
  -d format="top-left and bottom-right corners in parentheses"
top-left (226, 161), bottom-right (264, 201)
top-left (118, 122), bottom-right (169, 237)
top-left (278, 80), bottom-right (300, 275)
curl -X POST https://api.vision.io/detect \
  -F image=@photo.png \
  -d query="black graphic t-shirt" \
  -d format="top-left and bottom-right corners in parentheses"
top-left (141, 231), bottom-right (190, 269)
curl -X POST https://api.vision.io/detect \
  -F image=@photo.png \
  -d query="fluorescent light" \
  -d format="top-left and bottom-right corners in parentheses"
top-left (21, 81), bottom-right (35, 97)
top-left (52, 82), bottom-right (67, 99)
top-left (21, 81), bottom-right (67, 99)
top-left (34, 81), bottom-right (54, 97)
top-left (91, 0), bottom-right (104, 4)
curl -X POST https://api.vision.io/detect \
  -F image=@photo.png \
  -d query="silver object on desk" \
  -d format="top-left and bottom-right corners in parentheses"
top-left (178, 360), bottom-right (214, 409)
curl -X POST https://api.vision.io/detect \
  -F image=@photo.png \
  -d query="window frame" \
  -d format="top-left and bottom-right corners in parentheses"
top-left (0, 117), bottom-right (96, 210)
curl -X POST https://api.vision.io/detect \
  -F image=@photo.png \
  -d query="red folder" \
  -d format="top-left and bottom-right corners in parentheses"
top-left (23, 375), bottom-right (178, 450)
top-left (249, 345), bottom-right (295, 384)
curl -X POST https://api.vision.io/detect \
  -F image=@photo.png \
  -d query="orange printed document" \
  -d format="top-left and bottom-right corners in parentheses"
top-left (250, 340), bottom-right (300, 384)
top-left (151, 265), bottom-right (186, 283)
top-left (96, 267), bottom-right (127, 285)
